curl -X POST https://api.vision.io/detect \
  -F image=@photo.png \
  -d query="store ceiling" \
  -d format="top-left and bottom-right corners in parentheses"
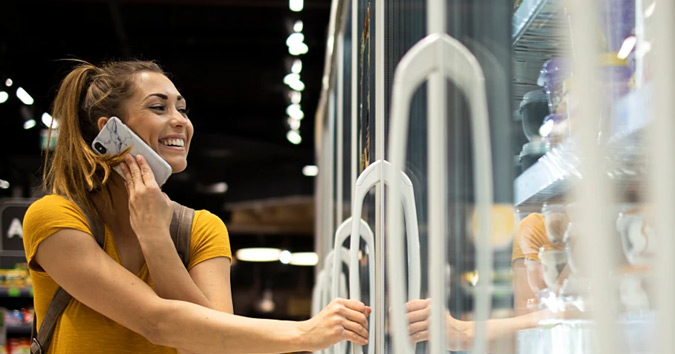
top-left (0, 0), bottom-right (329, 226)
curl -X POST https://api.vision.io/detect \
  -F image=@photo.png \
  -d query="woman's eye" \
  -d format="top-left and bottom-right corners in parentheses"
top-left (178, 107), bottom-right (190, 116)
top-left (150, 106), bottom-right (166, 111)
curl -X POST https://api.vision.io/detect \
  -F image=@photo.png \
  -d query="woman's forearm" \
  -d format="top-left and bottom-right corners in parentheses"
top-left (139, 232), bottom-right (212, 307)
top-left (149, 298), bottom-right (369, 353)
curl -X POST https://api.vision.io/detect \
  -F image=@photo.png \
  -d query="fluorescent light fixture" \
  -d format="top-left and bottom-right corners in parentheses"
top-left (0, 91), bottom-right (8, 104)
top-left (5, 78), bottom-right (13, 87)
top-left (290, 252), bottom-right (318, 266)
top-left (198, 182), bottom-right (228, 194)
top-left (287, 117), bottom-right (301, 130)
top-left (293, 20), bottom-right (303, 32)
top-left (286, 130), bottom-right (302, 145)
top-left (289, 90), bottom-right (301, 104)
top-left (617, 35), bottom-right (637, 60)
top-left (0, 179), bottom-right (9, 189)
top-left (16, 87), bottom-right (33, 105)
top-left (279, 250), bottom-right (292, 264)
top-left (302, 165), bottom-right (319, 177)
top-left (289, 0), bottom-right (303, 12)
top-left (23, 119), bottom-right (36, 130)
top-left (286, 104), bottom-right (304, 120)
top-left (236, 248), bottom-right (281, 262)
top-left (41, 112), bottom-right (59, 129)
top-left (288, 42), bottom-right (309, 56)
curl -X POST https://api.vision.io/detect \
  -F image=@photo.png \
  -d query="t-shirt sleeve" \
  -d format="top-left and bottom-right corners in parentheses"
top-left (23, 195), bottom-right (94, 272)
top-left (511, 213), bottom-right (548, 263)
top-left (188, 210), bottom-right (232, 270)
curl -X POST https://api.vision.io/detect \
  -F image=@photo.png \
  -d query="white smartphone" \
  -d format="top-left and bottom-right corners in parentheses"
top-left (92, 116), bottom-right (173, 187)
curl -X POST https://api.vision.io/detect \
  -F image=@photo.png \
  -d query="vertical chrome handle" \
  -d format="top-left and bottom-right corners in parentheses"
top-left (348, 160), bottom-right (421, 354)
top-left (387, 33), bottom-right (493, 354)
top-left (331, 217), bottom-right (375, 354)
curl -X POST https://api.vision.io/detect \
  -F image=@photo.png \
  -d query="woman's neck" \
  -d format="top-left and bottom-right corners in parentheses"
top-left (91, 173), bottom-right (132, 233)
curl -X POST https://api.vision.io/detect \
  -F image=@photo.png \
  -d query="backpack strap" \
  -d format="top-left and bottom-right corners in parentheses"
top-left (31, 202), bottom-right (195, 354)
top-left (31, 205), bottom-right (103, 354)
top-left (170, 202), bottom-right (195, 268)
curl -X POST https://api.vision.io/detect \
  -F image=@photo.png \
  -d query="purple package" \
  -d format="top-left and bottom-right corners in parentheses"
top-left (537, 58), bottom-right (570, 114)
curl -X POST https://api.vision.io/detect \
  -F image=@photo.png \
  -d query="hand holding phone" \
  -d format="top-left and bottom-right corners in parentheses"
top-left (92, 117), bottom-right (173, 186)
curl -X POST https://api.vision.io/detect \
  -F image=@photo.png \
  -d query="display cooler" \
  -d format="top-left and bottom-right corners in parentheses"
top-left (312, 0), bottom-right (671, 353)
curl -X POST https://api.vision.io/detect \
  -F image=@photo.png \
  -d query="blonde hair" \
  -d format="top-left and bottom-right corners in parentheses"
top-left (43, 59), bottom-right (166, 215)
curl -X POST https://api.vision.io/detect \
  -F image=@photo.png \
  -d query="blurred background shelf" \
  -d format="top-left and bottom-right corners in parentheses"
top-left (5, 323), bottom-right (32, 336)
top-left (514, 86), bottom-right (652, 206)
top-left (0, 287), bottom-right (32, 298)
top-left (512, 0), bottom-right (566, 108)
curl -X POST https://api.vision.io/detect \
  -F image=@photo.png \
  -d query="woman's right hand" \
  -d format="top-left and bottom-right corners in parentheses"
top-left (297, 298), bottom-right (371, 352)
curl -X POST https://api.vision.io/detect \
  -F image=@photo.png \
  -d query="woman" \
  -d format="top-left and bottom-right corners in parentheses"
top-left (23, 60), bottom-right (370, 353)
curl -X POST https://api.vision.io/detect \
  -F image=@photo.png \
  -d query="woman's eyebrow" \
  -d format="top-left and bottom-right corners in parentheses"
top-left (143, 93), bottom-right (185, 102)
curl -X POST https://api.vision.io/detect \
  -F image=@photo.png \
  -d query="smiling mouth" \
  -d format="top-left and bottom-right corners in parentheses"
top-left (159, 138), bottom-right (185, 147)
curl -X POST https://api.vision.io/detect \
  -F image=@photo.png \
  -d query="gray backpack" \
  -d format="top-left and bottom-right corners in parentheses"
top-left (30, 201), bottom-right (194, 354)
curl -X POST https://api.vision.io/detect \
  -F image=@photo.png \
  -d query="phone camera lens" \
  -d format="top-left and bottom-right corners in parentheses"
top-left (94, 142), bottom-right (107, 154)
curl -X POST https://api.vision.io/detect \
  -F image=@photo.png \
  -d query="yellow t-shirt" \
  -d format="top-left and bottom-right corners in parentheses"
top-left (511, 213), bottom-right (549, 262)
top-left (23, 194), bottom-right (232, 353)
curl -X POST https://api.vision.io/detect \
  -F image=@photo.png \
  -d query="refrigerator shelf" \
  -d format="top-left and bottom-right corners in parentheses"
top-left (512, 0), bottom-right (567, 109)
top-left (514, 86), bottom-right (652, 206)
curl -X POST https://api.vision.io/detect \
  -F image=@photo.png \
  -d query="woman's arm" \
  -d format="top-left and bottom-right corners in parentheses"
top-left (406, 298), bottom-right (547, 353)
top-left (34, 228), bottom-right (369, 353)
top-left (121, 155), bottom-right (231, 312)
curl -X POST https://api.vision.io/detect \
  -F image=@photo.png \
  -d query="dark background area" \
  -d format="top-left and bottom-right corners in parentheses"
top-left (0, 0), bottom-right (329, 318)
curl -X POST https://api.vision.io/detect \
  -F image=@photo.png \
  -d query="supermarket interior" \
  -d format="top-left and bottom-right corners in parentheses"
top-left (0, 0), bottom-right (673, 353)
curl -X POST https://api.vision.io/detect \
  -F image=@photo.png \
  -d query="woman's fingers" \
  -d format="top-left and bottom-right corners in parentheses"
top-left (134, 154), bottom-right (159, 187)
top-left (340, 317), bottom-right (369, 344)
top-left (123, 154), bottom-right (143, 186)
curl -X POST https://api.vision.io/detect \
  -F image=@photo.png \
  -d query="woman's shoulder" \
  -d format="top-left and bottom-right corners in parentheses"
top-left (26, 194), bottom-right (81, 216)
top-left (24, 194), bottom-right (88, 233)
top-left (192, 209), bottom-right (227, 230)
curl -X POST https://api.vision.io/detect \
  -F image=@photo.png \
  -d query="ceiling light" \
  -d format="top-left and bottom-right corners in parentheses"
top-left (287, 117), bottom-right (301, 130)
top-left (286, 104), bottom-right (304, 120)
top-left (16, 87), bottom-right (33, 105)
top-left (41, 112), bottom-right (58, 129)
top-left (289, 0), bottom-right (303, 12)
top-left (302, 165), bottom-right (318, 177)
top-left (291, 59), bottom-right (302, 74)
top-left (23, 119), bottom-right (36, 130)
top-left (293, 20), bottom-right (303, 33)
top-left (286, 130), bottom-right (302, 145)
top-left (289, 91), bottom-right (301, 104)
top-left (286, 33), bottom-right (304, 47)
top-left (288, 42), bottom-right (309, 56)
top-left (0, 91), bottom-right (8, 104)
top-left (290, 252), bottom-right (318, 266)
top-left (5, 78), bottom-right (13, 87)
top-left (236, 248), bottom-right (281, 262)
top-left (283, 73), bottom-right (305, 91)
top-left (0, 179), bottom-right (9, 189)
top-left (279, 250), bottom-right (292, 264)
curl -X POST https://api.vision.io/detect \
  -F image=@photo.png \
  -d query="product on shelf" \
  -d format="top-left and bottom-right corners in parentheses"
top-left (519, 89), bottom-right (550, 141)
top-left (537, 58), bottom-right (570, 115)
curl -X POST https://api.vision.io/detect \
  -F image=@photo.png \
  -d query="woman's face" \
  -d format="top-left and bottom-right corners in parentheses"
top-left (121, 71), bottom-right (193, 173)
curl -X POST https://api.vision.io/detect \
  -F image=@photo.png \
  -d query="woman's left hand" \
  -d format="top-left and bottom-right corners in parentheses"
top-left (120, 154), bottom-right (173, 238)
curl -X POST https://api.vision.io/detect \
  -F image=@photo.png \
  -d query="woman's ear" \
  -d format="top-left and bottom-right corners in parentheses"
top-left (97, 117), bottom-right (109, 131)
